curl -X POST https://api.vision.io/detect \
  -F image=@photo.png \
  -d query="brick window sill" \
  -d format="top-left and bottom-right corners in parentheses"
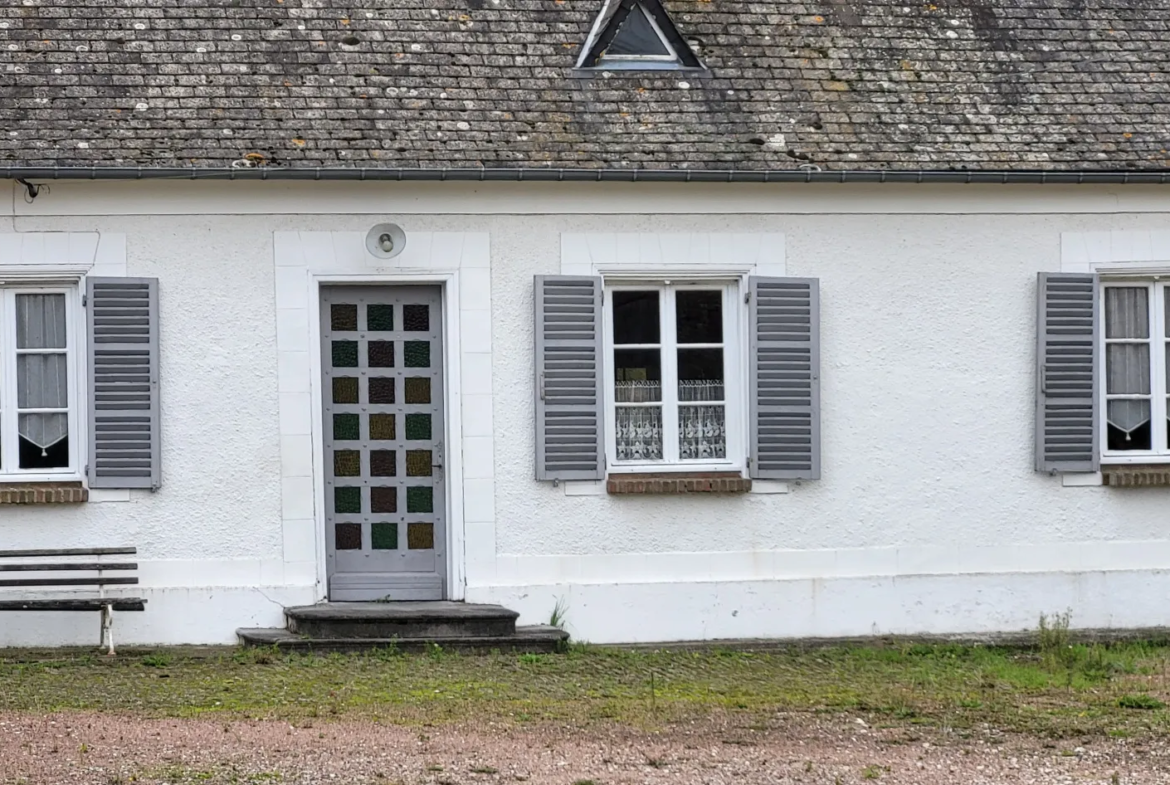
top-left (1102, 465), bottom-right (1170, 488)
top-left (0, 482), bottom-right (88, 504)
top-left (606, 472), bottom-right (751, 495)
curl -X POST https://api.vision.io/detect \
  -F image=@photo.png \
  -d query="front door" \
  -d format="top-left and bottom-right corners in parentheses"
top-left (321, 285), bottom-right (446, 601)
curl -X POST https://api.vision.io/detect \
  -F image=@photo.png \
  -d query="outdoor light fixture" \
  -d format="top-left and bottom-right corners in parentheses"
top-left (364, 223), bottom-right (407, 260)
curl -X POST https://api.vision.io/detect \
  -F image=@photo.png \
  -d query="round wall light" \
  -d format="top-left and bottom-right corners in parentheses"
top-left (365, 223), bottom-right (407, 260)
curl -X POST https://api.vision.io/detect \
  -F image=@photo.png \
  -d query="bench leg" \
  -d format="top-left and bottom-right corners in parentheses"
top-left (99, 604), bottom-right (115, 656)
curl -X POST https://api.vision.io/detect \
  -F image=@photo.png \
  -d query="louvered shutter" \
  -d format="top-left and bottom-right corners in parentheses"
top-left (87, 277), bottom-right (161, 489)
top-left (1036, 272), bottom-right (1098, 473)
top-left (534, 276), bottom-right (604, 480)
top-left (749, 277), bottom-right (820, 480)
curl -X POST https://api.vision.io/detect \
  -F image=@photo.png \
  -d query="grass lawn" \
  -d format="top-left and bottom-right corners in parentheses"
top-left (3, 630), bottom-right (1170, 739)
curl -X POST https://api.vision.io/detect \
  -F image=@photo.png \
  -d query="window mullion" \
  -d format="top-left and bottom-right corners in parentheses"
top-left (661, 286), bottom-right (680, 462)
top-left (1155, 284), bottom-right (1169, 455)
top-left (0, 291), bottom-right (12, 475)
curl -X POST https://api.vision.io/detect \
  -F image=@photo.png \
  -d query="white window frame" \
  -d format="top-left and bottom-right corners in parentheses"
top-left (602, 277), bottom-right (745, 473)
top-left (0, 284), bottom-right (84, 480)
top-left (1099, 279), bottom-right (1170, 464)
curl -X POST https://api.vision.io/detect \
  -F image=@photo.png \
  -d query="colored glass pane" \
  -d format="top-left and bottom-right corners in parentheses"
top-left (369, 413), bottom-right (396, 440)
top-left (404, 341), bottom-right (430, 368)
top-left (332, 341), bottom-right (358, 368)
top-left (367, 304), bottom-right (394, 331)
top-left (406, 486), bottom-right (433, 513)
top-left (403, 304), bottom-right (429, 332)
top-left (405, 413), bottom-right (431, 440)
top-left (369, 341), bottom-right (395, 368)
top-left (371, 449), bottom-right (397, 477)
top-left (407, 522), bottom-right (434, 550)
top-left (335, 523), bottom-right (362, 550)
top-left (330, 303), bottom-right (358, 332)
top-left (334, 487), bottom-right (361, 514)
top-left (406, 450), bottom-right (432, 477)
top-left (371, 486), bottom-right (397, 513)
top-left (332, 377), bottom-right (359, 404)
top-left (333, 450), bottom-right (361, 477)
top-left (333, 413), bottom-right (360, 441)
top-left (404, 377), bottom-right (431, 404)
top-left (369, 377), bottom-right (395, 404)
top-left (371, 522), bottom-right (398, 550)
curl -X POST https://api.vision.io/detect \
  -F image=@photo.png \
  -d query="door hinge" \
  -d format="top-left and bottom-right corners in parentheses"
top-left (744, 291), bottom-right (751, 304)
top-left (81, 294), bottom-right (87, 307)
top-left (746, 457), bottom-right (752, 469)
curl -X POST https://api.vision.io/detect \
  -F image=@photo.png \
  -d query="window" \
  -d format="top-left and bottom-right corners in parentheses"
top-left (0, 287), bottom-right (79, 476)
top-left (1101, 281), bottom-right (1170, 459)
top-left (604, 281), bottom-right (741, 468)
top-left (577, 0), bottom-right (704, 71)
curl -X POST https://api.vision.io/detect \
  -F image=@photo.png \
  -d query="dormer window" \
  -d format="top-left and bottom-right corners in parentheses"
top-left (577, 0), bottom-right (704, 72)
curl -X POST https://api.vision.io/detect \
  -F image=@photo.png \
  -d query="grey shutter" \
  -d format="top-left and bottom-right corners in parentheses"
top-left (749, 277), bottom-right (820, 480)
top-left (87, 277), bottom-right (161, 490)
top-left (534, 275), bottom-right (604, 480)
top-left (1036, 272), bottom-right (1099, 473)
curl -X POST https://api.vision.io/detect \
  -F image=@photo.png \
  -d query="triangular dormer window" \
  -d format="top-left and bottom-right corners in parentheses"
top-left (577, 0), bottom-right (704, 71)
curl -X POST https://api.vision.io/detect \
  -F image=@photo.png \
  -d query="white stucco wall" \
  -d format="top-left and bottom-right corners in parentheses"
top-left (1, 180), bottom-right (1169, 645)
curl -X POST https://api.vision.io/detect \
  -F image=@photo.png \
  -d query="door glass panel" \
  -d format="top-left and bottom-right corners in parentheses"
top-left (334, 487), bottom-right (361, 514)
top-left (404, 377), bottom-right (431, 404)
top-left (332, 377), bottom-right (359, 404)
top-left (335, 523), bottom-right (362, 550)
top-left (369, 414), bottom-right (396, 440)
top-left (370, 450), bottom-right (397, 477)
top-left (369, 341), bottom-right (395, 368)
top-left (369, 377), bottom-right (395, 404)
top-left (406, 450), bottom-right (433, 477)
top-left (405, 414), bottom-right (431, 440)
top-left (404, 341), bottom-right (431, 368)
top-left (371, 522), bottom-right (398, 550)
top-left (333, 414), bottom-right (359, 441)
top-left (407, 486), bottom-right (433, 513)
top-left (333, 450), bottom-right (361, 477)
top-left (332, 341), bottom-right (358, 368)
top-left (407, 522), bottom-right (434, 550)
top-left (367, 304), bottom-right (394, 331)
top-left (403, 304), bottom-right (429, 331)
top-left (371, 486), bottom-right (397, 513)
top-left (330, 304), bottom-right (358, 332)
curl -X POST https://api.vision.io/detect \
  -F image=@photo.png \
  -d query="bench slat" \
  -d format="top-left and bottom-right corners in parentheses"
top-left (0, 547), bottom-right (137, 558)
top-left (0, 577), bottom-right (138, 588)
top-left (0, 599), bottom-right (146, 612)
top-left (0, 562), bottom-right (137, 573)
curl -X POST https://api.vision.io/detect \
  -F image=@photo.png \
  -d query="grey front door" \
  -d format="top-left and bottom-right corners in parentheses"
top-left (321, 285), bottom-right (446, 601)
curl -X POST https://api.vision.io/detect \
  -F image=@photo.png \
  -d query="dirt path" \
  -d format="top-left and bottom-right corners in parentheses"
top-left (1, 712), bottom-right (1167, 785)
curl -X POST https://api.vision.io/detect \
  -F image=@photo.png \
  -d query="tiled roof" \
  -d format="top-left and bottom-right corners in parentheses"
top-left (1, 0), bottom-right (1169, 172)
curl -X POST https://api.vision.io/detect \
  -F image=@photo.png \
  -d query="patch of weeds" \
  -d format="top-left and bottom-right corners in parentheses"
top-left (470, 765), bottom-right (499, 774)
top-left (1117, 694), bottom-right (1164, 710)
top-left (862, 764), bottom-right (885, 780)
top-left (645, 757), bottom-right (667, 769)
top-left (572, 781), bottom-right (597, 785)
top-left (427, 643), bottom-right (445, 662)
top-left (1039, 610), bottom-right (1074, 670)
top-left (426, 764), bottom-right (443, 772)
top-left (370, 640), bottom-right (401, 660)
top-left (141, 653), bottom-right (172, 668)
top-left (549, 596), bottom-right (569, 629)
top-left (518, 653), bottom-right (544, 665)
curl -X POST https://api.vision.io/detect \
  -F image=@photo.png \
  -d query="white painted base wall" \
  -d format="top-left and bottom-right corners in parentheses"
top-left (2, 180), bottom-right (1169, 647)
top-left (471, 569), bottom-right (1170, 645)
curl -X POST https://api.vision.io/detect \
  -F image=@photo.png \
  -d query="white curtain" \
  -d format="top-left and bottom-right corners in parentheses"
top-left (679, 405), bottom-right (726, 459)
top-left (615, 407), bottom-right (662, 460)
top-left (15, 295), bottom-right (69, 450)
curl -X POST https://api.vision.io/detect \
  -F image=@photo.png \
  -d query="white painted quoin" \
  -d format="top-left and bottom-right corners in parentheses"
top-left (2, 180), bottom-right (1170, 645)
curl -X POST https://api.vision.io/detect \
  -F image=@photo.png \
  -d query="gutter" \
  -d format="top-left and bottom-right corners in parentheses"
top-left (2, 166), bottom-right (1170, 185)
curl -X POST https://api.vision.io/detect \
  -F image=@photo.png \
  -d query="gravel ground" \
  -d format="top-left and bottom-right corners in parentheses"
top-left (1, 712), bottom-right (1167, 785)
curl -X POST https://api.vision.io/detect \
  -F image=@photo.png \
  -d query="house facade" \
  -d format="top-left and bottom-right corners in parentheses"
top-left (1, 0), bottom-right (1169, 645)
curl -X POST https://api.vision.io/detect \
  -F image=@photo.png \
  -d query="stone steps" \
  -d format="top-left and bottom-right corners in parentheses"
top-left (236, 601), bottom-right (568, 653)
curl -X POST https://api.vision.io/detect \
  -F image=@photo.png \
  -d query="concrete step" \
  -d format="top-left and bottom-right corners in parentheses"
top-left (236, 625), bottom-right (568, 654)
top-left (283, 601), bottom-right (519, 639)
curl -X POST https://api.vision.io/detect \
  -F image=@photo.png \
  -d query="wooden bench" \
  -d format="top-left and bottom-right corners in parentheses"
top-left (0, 547), bottom-right (145, 655)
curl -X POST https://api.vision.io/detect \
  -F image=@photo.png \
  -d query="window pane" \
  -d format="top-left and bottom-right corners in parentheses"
top-left (16, 294), bottom-right (67, 349)
top-left (1105, 288), bottom-right (1149, 339)
top-left (614, 348), bottom-right (661, 402)
top-left (1106, 344), bottom-right (1150, 394)
top-left (615, 407), bottom-right (663, 460)
top-left (330, 303), bottom-right (357, 332)
top-left (613, 291), bottom-right (660, 344)
top-left (18, 415), bottom-right (68, 469)
top-left (679, 405), bottom-right (726, 460)
top-left (678, 348), bottom-right (724, 401)
top-left (1107, 400), bottom-right (1151, 451)
top-left (676, 290), bottom-right (722, 344)
top-left (17, 354), bottom-right (68, 408)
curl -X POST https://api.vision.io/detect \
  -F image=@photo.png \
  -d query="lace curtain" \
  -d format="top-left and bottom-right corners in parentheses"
top-left (1104, 288), bottom-right (1151, 439)
top-left (16, 294), bottom-right (69, 451)
top-left (614, 380), bottom-right (725, 460)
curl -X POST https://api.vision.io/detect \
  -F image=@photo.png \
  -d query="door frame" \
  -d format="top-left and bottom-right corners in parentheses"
top-left (307, 272), bottom-right (465, 601)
